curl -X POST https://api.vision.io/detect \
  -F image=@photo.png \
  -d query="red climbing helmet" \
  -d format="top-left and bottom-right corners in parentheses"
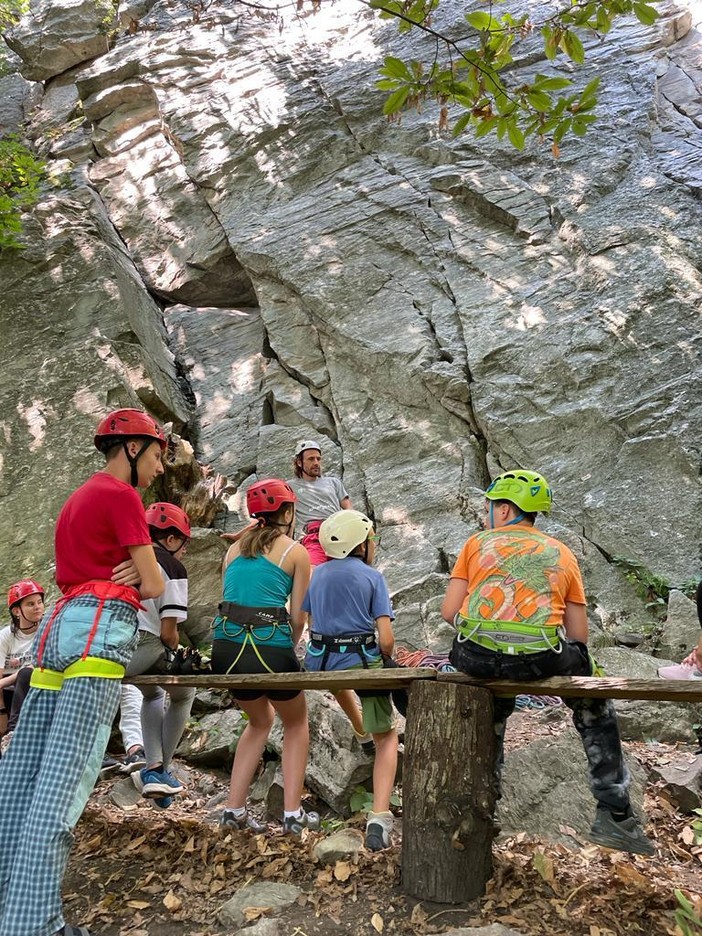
top-left (145, 502), bottom-right (191, 539)
top-left (247, 479), bottom-right (297, 517)
top-left (94, 409), bottom-right (166, 451)
top-left (8, 579), bottom-right (44, 609)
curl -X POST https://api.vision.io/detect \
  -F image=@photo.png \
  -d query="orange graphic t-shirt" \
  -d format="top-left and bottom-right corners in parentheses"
top-left (451, 524), bottom-right (586, 629)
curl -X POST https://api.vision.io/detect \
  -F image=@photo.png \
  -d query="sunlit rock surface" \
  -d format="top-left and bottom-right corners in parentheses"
top-left (0, 0), bottom-right (700, 640)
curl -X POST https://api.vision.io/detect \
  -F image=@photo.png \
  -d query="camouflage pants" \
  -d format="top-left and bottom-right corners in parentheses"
top-left (449, 637), bottom-right (630, 814)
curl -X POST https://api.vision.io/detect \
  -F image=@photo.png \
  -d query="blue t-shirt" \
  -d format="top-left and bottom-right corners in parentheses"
top-left (302, 557), bottom-right (394, 671)
top-left (214, 554), bottom-right (293, 647)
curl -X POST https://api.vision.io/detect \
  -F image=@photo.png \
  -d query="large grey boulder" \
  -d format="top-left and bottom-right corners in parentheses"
top-left (6, 0), bottom-right (116, 81)
top-left (268, 692), bottom-right (374, 816)
top-left (498, 728), bottom-right (647, 846)
top-left (656, 590), bottom-right (701, 662)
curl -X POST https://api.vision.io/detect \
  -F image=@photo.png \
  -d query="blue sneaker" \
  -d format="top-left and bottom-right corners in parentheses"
top-left (153, 795), bottom-right (174, 809)
top-left (139, 766), bottom-right (184, 799)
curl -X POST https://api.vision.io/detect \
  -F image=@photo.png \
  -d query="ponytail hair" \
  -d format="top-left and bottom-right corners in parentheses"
top-left (239, 503), bottom-right (294, 558)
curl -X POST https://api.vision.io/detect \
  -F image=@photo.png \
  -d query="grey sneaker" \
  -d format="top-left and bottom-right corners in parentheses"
top-left (282, 808), bottom-right (321, 835)
top-left (365, 812), bottom-right (394, 851)
top-left (220, 808), bottom-right (267, 834)
top-left (589, 808), bottom-right (655, 856)
top-left (120, 746), bottom-right (146, 774)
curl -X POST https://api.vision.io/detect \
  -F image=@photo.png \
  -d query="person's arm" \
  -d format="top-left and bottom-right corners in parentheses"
top-left (220, 521), bottom-right (258, 544)
top-left (441, 577), bottom-right (469, 623)
top-left (376, 615), bottom-right (394, 657)
top-left (159, 616), bottom-right (179, 650)
top-left (221, 543), bottom-right (237, 586)
top-left (289, 544), bottom-right (312, 644)
top-left (0, 671), bottom-right (19, 690)
top-left (111, 558), bottom-right (141, 587)
top-left (340, 496), bottom-right (352, 510)
top-left (563, 601), bottom-right (588, 642)
top-left (127, 544), bottom-right (164, 599)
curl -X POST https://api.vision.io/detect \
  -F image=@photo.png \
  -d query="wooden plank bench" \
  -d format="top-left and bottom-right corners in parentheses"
top-left (125, 670), bottom-right (702, 904)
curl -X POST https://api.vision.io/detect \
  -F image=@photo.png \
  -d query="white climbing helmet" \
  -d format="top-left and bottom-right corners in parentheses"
top-left (319, 510), bottom-right (374, 559)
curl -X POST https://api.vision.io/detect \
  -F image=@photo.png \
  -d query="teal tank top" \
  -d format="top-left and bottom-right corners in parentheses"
top-left (213, 552), bottom-right (294, 647)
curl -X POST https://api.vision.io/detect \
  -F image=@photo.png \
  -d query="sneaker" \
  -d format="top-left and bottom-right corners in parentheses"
top-left (152, 795), bottom-right (173, 809)
top-left (120, 746), bottom-right (146, 774)
top-left (588, 808), bottom-right (655, 856)
top-left (282, 808), bottom-right (321, 835)
top-left (365, 811), bottom-right (394, 851)
top-left (219, 808), bottom-right (268, 834)
top-left (139, 766), bottom-right (184, 799)
top-left (354, 731), bottom-right (376, 756)
top-left (99, 755), bottom-right (123, 779)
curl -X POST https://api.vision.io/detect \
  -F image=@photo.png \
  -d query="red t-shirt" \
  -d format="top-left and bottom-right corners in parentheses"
top-left (54, 472), bottom-right (151, 593)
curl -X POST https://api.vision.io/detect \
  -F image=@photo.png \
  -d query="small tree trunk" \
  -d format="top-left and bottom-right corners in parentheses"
top-left (402, 680), bottom-right (496, 903)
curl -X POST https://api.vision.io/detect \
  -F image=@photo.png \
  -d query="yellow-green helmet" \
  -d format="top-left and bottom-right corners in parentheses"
top-left (484, 470), bottom-right (552, 514)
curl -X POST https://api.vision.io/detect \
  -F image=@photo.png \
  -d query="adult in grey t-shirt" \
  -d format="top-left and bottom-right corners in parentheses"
top-left (289, 475), bottom-right (349, 531)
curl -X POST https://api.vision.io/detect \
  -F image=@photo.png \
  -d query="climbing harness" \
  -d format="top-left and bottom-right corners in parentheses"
top-left (34, 580), bottom-right (142, 672)
top-left (216, 601), bottom-right (292, 674)
top-left (308, 630), bottom-right (378, 669)
top-left (30, 656), bottom-right (125, 690)
top-left (455, 614), bottom-right (564, 656)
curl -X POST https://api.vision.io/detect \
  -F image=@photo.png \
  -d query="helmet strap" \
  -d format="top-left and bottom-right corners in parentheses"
top-left (505, 511), bottom-right (525, 526)
top-left (123, 439), bottom-right (152, 487)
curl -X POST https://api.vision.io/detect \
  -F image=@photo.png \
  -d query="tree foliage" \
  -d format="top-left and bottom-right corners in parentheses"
top-left (0, 137), bottom-right (46, 250)
top-left (370, 0), bottom-right (659, 152)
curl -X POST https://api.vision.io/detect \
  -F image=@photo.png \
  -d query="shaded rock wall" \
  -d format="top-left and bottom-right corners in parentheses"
top-left (0, 0), bottom-right (700, 642)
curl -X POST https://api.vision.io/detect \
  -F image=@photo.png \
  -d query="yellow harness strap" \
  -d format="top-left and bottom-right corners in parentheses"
top-left (30, 657), bottom-right (125, 690)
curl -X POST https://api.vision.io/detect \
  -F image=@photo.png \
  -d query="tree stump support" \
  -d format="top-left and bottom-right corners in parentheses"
top-left (401, 680), bottom-right (496, 903)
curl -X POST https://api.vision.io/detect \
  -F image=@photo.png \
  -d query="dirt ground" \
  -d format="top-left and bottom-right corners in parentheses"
top-left (63, 708), bottom-right (702, 936)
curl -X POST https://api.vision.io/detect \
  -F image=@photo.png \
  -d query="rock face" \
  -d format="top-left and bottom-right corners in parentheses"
top-left (0, 0), bottom-right (700, 642)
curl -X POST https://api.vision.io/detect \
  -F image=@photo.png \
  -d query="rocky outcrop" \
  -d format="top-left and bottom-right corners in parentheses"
top-left (0, 0), bottom-right (700, 638)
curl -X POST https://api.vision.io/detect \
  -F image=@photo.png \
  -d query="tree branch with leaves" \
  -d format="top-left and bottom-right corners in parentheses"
top-left (369, 0), bottom-right (659, 153)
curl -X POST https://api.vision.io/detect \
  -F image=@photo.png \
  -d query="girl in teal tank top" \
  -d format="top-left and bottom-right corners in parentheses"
top-left (211, 479), bottom-right (318, 836)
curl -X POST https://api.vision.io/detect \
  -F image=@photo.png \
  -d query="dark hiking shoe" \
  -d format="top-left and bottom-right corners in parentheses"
top-left (99, 755), bottom-right (122, 779)
top-left (365, 812), bottom-right (394, 851)
top-left (120, 746), bottom-right (146, 773)
top-left (282, 808), bottom-right (321, 835)
top-left (220, 807), bottom-right (268, 834)
top-left (589, 808), bottom-right (655, 856)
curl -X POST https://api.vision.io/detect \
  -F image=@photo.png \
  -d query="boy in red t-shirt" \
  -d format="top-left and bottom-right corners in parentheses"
top-left (0, 409), bottom-right (166, 936)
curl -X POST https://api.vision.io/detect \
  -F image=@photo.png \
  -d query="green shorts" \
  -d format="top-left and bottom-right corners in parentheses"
top-left (359, 692), bottom-right (393, 734)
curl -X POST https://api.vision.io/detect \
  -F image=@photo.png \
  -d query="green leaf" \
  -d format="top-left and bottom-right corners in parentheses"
top-left (534, 75), bottom-right (572, 91)
top-left (376, 79), bottom-right (400, 91)
top-left (507, 120), bottom-right (525, 150)
top-left (553, 118), bottom-right (572, 143)
top-left (542, 26), bottom-right (558, 61)
top-left (526, 89), bottom-right (552, 111)
top-left (474, 115), bottom-right (499, 138)
top-left (466, 10), bottom-right (494, 31)
top-left (451, 111), bottom-right (472, 136)
top-left (382, 86), bottom-right (410, 115)
top-left (562, 30), bottom-right (585, 65)
top-left (596, 6), bottom-right (612, 33)
top-left (380, 55), bottom-right (413, 81)
top-left (633, 2), bottom-right (659, 26)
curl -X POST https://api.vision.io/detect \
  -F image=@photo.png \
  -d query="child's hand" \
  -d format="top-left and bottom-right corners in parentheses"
top-left (111, 559), bottom-right (141, 587)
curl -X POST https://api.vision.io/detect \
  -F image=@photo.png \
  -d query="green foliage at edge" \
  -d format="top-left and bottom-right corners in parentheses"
top-left (371, 0), bottom-right (659, 151)
top-left (0, 136), bottom-right (46, 251)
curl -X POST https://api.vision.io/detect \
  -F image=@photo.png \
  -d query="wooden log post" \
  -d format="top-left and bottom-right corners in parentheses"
top-left (402, 680), bottom-right (496, 903)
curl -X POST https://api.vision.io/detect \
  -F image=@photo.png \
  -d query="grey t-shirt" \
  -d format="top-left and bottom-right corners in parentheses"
top-left (288, 476), bottom-right (349, 532)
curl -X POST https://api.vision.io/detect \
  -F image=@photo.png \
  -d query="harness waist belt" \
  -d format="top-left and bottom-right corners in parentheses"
top-left (30, 657), bottom-right (126, 690)
top-left (310, 632), bottom-right (377, 650)
top-left (456, 615), bottom-right (563, 656)
top-left (218, 602), bottom-right (290, 628)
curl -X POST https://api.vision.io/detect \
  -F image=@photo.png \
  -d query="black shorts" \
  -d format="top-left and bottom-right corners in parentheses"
top-left (211, 638), bottom-right (301, 701)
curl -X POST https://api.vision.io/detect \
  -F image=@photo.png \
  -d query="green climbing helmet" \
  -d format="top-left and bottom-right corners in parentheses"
top-left (484, 470), bottom-right (552, 514)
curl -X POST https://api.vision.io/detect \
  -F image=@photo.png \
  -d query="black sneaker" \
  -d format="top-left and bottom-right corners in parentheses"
top-left (282, 809), bottom-right (321, 835)
top-left (220, 808), bottom-right (268, 834)
top-left (120, 747), bottom-right (146, 774)
top-left (99, 756), bottom-right (122, 779)
top-left (589, 807), bottom-right (655, 856)
top-left (365, 812), bottom-right (393, 851)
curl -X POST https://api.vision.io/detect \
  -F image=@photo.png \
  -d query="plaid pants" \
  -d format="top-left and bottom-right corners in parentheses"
top-left (0, 595), bottom-right (138, 936)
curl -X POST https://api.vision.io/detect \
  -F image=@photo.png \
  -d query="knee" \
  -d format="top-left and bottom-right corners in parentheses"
top-left (248, 709), bottom-right (275, 733)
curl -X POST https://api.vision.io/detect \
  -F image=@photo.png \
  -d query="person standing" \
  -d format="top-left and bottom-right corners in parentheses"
top-left (303, 510), bottom-right (398, 851)
top-left (212, 479), bottom-right (318, 835)
top-left (288, 441), bottom-right (373, 749)
top-left (0, 408), bottom-right (166, 936)
top-left (441, 469), bottom-right (654, 856)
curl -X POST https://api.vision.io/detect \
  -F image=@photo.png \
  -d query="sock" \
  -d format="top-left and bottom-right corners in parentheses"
top-left (284, 808), bottom-right (303, 820)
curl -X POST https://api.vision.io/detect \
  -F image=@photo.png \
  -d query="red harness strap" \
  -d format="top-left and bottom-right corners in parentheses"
top-left (36, 581), bottom-right (142, 668)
